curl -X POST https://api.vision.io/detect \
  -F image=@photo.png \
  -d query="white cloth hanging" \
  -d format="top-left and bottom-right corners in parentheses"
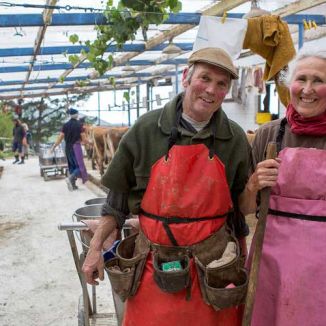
top-left (193, 16), bottom-right (248, 60)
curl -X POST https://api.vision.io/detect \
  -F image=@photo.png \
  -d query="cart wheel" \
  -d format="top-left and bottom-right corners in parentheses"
top-left (77, 295), bottom-right (85, 326)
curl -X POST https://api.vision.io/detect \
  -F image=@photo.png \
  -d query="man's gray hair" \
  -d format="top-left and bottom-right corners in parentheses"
top-left (286, 44), bottom-right (326, 85)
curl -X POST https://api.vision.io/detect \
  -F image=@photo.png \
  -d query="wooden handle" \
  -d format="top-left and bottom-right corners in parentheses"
top-left (242, 142), bottom-right (277, 326)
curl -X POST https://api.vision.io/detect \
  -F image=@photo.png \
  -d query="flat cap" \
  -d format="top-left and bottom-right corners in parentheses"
top-left (188, 47), bottom-right (238, 79)
top-left (68, 108), bottom-right (79, 115)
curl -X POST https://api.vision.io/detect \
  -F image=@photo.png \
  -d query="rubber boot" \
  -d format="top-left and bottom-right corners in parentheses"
top-left (13, 155), bottom-right (19, 164)
top-left (71, 176), bottom-right (78, 190)
top-left (18, 156), bottom-right (25, 164)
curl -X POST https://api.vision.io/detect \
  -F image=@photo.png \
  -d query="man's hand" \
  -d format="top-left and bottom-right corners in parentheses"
top-left (81, 215), bottom-right (118, 285)
top-left (82, 248), bottom-right (105, 285)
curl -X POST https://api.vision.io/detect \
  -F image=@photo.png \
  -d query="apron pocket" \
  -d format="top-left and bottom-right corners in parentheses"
top-left (105, 257), bottom-right (135, 302)
top-left (205, 267), bottom-right (248, 310)
top-left (195, 254), bottom-right (248, 310)
top-left (105, 233), bottom-right (149, 301)
top-left (153, 252), bottom-right (190, 293)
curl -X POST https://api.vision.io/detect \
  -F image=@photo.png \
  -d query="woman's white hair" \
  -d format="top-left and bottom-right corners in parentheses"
top-left (286, 43), bottom-right (326, 85)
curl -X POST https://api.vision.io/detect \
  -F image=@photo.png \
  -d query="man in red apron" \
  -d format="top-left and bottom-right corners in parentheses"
top-left (83, 47), bottom-right (252, 325)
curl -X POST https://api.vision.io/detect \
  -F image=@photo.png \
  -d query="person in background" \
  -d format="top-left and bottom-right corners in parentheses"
top-left (51, 108), bottom-right (90, 191)
top-left (21, 123), bottom-right (31, 159)
top-left (244, 44), bottom-right (326, 325)
top-left (82, 47), bottom-right (252, 326)
top-left (12, 118), bottom-right (26, 164)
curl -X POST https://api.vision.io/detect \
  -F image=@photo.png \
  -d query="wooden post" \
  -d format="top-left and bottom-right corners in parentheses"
top-left (242, 142), bottom-right (277, 326)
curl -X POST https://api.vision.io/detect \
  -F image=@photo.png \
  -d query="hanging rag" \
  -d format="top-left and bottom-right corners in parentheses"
top-left (243, 15), bottom-right (296, 107)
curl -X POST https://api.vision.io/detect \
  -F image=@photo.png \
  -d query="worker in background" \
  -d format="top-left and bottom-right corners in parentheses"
top-left (21, 122), bottom-right (32, 159)
top-left (12, 118), bottom-right (26, 164)
top-left (51, 108), bottom-right (90, 191)
top-left (82, 47), bottom-right (252, 325)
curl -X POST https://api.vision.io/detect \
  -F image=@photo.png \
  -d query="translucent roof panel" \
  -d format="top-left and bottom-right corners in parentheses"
top-left (0, 0), bottom-right (325, 100)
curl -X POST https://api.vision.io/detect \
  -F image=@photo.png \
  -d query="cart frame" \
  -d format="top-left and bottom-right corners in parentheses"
top-left (58, 221), bottom-right (125, 326)
top-left (39, 144), bottom-right (68, 181)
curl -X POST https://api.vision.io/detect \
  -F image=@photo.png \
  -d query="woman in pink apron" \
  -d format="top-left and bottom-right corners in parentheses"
top-left (245, 44), bottom-right (326, 325)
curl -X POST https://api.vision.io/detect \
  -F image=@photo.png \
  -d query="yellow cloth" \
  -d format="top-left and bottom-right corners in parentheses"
top-left (243, 15), bottom-right (296, 107)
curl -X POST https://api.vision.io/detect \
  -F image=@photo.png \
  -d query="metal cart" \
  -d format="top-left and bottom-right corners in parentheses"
top-left (58, 203), bottom-right (126, 326)
top-left (39, 144), bottom-right (68, 181)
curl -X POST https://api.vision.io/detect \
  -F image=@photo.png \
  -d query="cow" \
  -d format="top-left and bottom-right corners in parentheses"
top-left (84, 125), bottom-right (129, 176)
top-left (103, 126), bottom-right (129, 164)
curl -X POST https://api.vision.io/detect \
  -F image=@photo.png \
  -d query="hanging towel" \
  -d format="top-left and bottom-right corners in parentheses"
top-left (243, 15), bottom-right (296, 107)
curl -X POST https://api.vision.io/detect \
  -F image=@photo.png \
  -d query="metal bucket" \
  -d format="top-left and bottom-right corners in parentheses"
top-left (74, 204), bottom-right (103, 222)
top-left (84, 197), bottom-right (106, 206)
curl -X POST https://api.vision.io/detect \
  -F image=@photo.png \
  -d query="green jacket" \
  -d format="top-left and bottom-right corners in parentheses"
top-left (102, 94), bottom-right (250, 233)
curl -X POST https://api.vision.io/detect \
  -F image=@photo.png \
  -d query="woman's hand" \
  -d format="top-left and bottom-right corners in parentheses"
top-left (247, 158), bottom-right (281, 193)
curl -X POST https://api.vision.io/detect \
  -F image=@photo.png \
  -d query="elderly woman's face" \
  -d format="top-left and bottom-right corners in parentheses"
top-left (290, 56), bottom-right (326, 118)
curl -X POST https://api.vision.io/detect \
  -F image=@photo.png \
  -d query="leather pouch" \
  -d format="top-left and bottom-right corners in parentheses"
top-left (105, 232), bottom-right (149, 302)
top-left (195, 237), bottom-right (248, 310)
top-left (152, 252), bottom-right (190, 293)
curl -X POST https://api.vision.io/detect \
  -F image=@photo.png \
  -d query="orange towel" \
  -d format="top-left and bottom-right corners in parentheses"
top-left (243, 15), bottom-right (296, 107)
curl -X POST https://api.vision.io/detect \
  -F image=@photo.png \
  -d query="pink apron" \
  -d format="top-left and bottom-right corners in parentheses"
top-left (251, 147), bottom-right (326, 326)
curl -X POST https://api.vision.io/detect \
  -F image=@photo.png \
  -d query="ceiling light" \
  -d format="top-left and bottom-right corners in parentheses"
top-left (243, 0), bottom-right (271, 19)
top-left (162, 39), bottom-right (182, 55)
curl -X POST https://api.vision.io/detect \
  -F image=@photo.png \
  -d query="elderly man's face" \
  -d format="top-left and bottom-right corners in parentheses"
top-left (182, 62), bottom-right (231, 122)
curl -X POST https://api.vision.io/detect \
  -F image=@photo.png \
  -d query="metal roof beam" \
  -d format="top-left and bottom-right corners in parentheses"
top-left (0, 12), bottom-right (324, 28)
top-left (21, 0), bottom-right (57, 95)
top-left (0, 71), bottom-right (176, 86)
top-left (0, 80), bottom-right (134, 93)
top-left (0, 85), bottom-right (131, 101)
top-left (0, 43), bottom-right (193, 58)
top-left (0, 59), bottom-right (187, 73)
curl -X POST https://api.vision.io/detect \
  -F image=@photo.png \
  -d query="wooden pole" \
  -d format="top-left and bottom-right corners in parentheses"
top-left (242, 142), bottom-right (277, 326)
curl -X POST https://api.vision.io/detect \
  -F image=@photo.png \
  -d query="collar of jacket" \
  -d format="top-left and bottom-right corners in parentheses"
top-left (158, 93), bottom-right (234, 140)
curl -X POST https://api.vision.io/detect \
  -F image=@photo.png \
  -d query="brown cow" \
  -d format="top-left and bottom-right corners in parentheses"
top-left (84, 125), bottom-right (129, 175)
top-left (103, 126), bottom-right (129, 164)
top-left (84, 125), bottom-right (110, 175)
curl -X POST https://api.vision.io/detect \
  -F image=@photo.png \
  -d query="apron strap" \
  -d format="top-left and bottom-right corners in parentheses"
top-left (268, 208), bottom-right (326, 222)
top-left (140, 209), bottom-right (231, 246)
top-left (275, 117), bottom-right (287, 153)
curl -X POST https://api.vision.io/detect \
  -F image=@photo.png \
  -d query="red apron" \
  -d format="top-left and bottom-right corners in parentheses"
top-left (250, 147), bottom-right (326, 326)
top-left (123, 144), bottom-right (242, 326)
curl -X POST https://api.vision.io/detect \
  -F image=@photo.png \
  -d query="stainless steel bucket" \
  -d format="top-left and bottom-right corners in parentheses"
top-left (74, 204), bottom-right (103, 221)
top-left (84, 197), bottom-right (106, 206)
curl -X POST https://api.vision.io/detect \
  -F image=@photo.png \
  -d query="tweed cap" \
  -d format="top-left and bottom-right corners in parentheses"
top-left (188, 47), bottom-right (239, 79)
top-left (68, 108), bottom-right (79, 115)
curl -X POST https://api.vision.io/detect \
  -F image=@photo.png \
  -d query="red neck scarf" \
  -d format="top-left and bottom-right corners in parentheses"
top-left (286, 103), bottom-right (326, 136)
